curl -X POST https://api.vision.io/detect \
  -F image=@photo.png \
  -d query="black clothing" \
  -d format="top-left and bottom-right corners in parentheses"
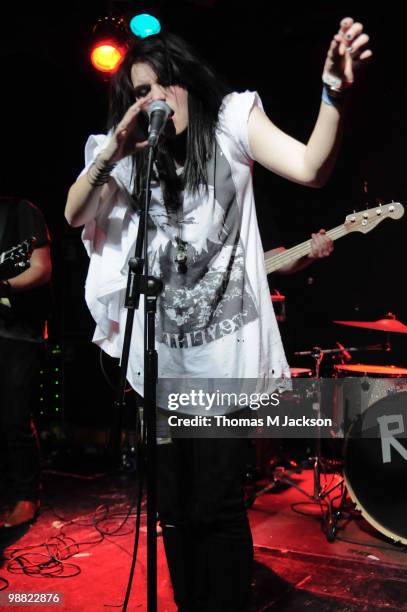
top-left (0, 337), bottom-right (43, 500)
top-left (0, 197), bottom-right (51, 501)
top-left (0, 197), bottom-right (51, 342)
top-left (158, 438), bottom-right (253, 611)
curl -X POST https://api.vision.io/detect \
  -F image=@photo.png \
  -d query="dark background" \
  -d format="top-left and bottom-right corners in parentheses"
top-left (1, 1), bottom-right (405, 426)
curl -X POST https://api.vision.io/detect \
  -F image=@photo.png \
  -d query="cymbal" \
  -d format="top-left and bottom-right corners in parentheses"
top-left (334, 317), bottom-right (407, 334)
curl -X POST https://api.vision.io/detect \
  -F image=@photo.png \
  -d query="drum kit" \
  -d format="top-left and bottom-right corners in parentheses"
top-left (261, 312), bottom-right (407, 545)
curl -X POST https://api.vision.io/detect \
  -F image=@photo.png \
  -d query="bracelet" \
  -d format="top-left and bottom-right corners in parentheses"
top-left (322, 83), bottom-right (352, 107)
top-left (322, 72), bottom-right (352, 102)
top-left (322, 85), bottom-right (341, 106)
top-left (86, 154), bottom-right (117, 187)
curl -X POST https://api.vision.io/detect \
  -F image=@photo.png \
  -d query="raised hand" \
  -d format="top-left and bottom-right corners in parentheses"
top-left (101, 96), bottom-right (150, 163)
top-left (323, 17), bottom-right (372, 93)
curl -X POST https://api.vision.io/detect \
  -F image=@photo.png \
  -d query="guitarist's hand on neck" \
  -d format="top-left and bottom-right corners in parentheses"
top-left (270, 229), bottom-right (334, 275)
top-left (308, 229), bottom-right (334, 261)
top-left (2, 246), bottom-right (51, 294)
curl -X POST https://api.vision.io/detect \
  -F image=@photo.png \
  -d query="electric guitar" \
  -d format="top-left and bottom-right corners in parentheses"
top-left (264, 202), bottom-right (404, 274)
top-left (0, 237), bottom-right (37, 281)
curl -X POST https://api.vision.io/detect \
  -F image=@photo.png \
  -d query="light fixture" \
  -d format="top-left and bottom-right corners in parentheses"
top-left (129, 13), bottom-right (161, 38)
top-left (89, 14), bottom-right (129, 74)
top-left (89, 11), bottom-right (162, 76)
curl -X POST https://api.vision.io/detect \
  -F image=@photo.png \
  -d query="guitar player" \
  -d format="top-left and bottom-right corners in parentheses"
top-left (0, 197), bottom-right (52, 529)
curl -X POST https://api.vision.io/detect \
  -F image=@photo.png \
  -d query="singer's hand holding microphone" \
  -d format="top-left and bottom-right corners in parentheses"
top-left (99, 98), bottom-right (173, 165)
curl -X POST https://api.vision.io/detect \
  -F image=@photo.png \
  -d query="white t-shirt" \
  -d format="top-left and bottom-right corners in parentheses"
top-left (81, 91), bottom-right (291, 410)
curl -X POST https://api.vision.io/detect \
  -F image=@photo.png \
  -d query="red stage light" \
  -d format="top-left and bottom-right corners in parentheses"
top-left (89, 15), bottom-right (129, 75)
top-left (90, 41), bottom-right (125, 74)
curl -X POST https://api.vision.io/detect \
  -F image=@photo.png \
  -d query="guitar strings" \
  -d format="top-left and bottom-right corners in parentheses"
top-left (264, 226), bottom-right (343, 274)
top-left (264, 204), bottom-right (400, 274)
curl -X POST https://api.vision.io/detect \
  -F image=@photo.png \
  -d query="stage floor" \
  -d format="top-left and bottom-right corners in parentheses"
top-left (1, 463), bottom-right (406, 611)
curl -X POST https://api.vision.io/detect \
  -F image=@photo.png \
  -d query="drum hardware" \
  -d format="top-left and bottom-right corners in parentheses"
top-left (334, 313), bottom-right (407, 363)
top-left (266, 343), bottom-right (394, 540)
top-left (295, 345), bottom-right (360, 360)
top-left (253, 327), bottom-right (407, 543)
top-left (245, 367), bottom-right (313, 506)
top-left (353, 343), bottom-right (391, 353)
top-left (335, 341), bottom-right (352, 363)
top-left (334, 312), bottom-right (407, 334)
top-left (271, 290), bottom-right (286, 323)
top-left (264, 345), bottom-right (352, 541)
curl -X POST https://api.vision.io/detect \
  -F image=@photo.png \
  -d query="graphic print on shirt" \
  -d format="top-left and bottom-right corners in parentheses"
top-left (147, 141), bottom-right (258, 349)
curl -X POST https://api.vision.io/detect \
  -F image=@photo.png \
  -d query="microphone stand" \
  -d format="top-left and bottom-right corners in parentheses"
top-left (113, 144), bottom-right (162, 611)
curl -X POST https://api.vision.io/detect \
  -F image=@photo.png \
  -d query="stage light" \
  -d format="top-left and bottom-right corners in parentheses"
top-left (90, 14), bottom-right (129, 74)
top-left (91, 44), bottom-right (123, 73)
top-left (129, 13), bottom-right (161, 38)
top-left (89, 12), bottom-right (162, 75)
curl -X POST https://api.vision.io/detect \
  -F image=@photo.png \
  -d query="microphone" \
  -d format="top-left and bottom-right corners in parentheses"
top-left (147, 100), bottom-right (173, 147)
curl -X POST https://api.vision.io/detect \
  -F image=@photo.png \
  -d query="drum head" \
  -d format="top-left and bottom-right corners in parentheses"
top-left (335, 364), bottom-right (407, 376)
top-left (344, 391), bottom-right (407, 544)
top-left (290, 367), bottom-right (312, 378)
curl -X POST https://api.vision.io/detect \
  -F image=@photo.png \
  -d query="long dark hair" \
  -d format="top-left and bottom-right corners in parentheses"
top-left (108, 33), bottom-right (231, 211)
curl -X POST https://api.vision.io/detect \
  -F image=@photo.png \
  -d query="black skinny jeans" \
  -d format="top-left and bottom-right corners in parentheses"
top-left (0, 337), bottom-right (42, 501)
top-left (157, 437), bottom-right (253, 612)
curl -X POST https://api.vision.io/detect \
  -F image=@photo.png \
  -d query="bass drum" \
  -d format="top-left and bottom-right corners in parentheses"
top-left (344, 390), bottom-right (407, 545)
top-left (331, 364), bottom-right (407, 436)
